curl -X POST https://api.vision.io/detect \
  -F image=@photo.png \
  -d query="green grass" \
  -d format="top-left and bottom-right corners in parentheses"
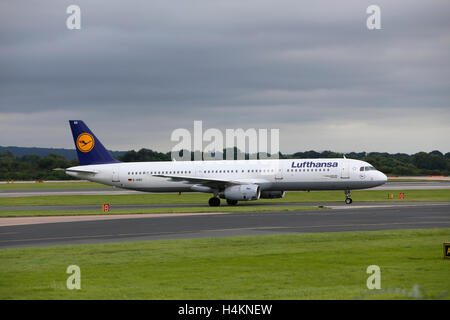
top-left (388, 178), bottom-right (449, 182)
top-left (0, 181), bottom-right (110, 190)
top-left (0, 228), bottom-right (448, 299)
top-left (0, 206), bottom-right (325, 217)
top-left (1, 189), bottom-right (449, 208)
top-left (388, 179), bottom-right (428, 182)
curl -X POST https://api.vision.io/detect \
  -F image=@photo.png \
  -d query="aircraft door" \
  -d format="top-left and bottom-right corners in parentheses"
top-left (195, 163), bottom-right (204, 178)
top-left (112, 168), bottom-right (120, 182)
top-left (340, 160), bottom-right (350, 179)
top-left (274, 167), bottom-right (283, 180)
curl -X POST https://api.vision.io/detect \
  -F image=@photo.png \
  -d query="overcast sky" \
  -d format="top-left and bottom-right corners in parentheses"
top-left (1, 0), bottom-right (449, 154)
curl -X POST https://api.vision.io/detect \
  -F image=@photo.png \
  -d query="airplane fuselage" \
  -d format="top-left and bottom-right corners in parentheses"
top-left (67, 158), bottom-right (387, 193)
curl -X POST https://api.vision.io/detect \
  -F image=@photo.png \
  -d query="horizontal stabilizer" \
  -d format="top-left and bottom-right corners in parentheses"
top-left (54, 168), bottom-right (98, 174)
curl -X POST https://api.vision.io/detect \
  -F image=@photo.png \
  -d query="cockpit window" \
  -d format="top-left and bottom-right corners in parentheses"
top-left (365, 166), bottom-right (376, 171)
top-left (360, 167), bottom-right (364, 171)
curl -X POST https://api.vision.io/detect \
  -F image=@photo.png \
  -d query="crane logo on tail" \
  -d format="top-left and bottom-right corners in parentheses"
top-left (76, 133), bottom-right (95, 153)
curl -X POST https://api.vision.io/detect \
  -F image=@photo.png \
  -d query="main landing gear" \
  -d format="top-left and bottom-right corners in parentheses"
top-left (345, 189), bottom-right (353, 204)
top-left (208, 197), bottom-right (221, 207)
top-left (208, 197), bottom-right (239, 206)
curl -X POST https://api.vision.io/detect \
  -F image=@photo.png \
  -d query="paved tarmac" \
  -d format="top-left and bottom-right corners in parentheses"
top-left (0, 202), bottom-right (448, 248)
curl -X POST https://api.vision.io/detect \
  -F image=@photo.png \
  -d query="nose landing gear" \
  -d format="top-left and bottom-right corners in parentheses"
top-left (345, 189), bottom-right (353, 204)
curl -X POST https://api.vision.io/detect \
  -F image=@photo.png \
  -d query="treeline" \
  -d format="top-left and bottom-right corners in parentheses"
top-left (0, 148), bottom-right (449, 180)
top-left (0, 150), bottom-right (79, 181)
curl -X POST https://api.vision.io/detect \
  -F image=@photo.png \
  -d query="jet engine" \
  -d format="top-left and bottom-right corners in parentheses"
top-left (221, 184), bottom-right (261, 201)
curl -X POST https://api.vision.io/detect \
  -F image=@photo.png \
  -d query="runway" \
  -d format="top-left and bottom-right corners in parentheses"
top-left (0, 202), bottom-right (449, 248)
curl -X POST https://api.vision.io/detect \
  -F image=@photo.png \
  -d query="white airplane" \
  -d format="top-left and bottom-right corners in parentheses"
top-left (64, 120), bottom-right (387, 206)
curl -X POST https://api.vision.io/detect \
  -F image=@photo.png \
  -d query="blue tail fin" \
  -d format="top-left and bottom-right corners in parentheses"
top-left (69, 120), bottom-right (120, 165)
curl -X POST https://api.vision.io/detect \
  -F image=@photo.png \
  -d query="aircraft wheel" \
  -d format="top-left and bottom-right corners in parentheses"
top-left (345, 198), bottom-right (353, 205)
top-left (208, 197), bottom-right (221, 207)
top-left (226, 199), bottom-right (238, 206)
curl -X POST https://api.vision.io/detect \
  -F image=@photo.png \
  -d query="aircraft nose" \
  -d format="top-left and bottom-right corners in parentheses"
top-left (379, 171), bottom-right (388, 184)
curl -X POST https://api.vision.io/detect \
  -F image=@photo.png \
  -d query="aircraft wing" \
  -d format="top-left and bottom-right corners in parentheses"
top-left (152, 174), bottom-right (247, 189)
